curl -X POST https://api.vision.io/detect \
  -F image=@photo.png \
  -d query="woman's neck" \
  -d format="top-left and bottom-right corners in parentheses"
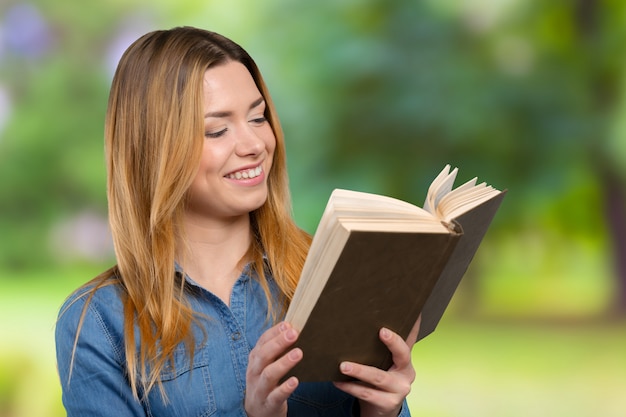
top-left (177, 213), bottom-right (253, 304)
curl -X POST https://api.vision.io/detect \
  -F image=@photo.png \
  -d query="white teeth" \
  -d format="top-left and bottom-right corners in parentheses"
top-left (227, 166), bottom-right (263, 180)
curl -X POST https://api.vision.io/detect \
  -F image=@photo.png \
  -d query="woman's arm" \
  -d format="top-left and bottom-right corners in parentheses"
top-left (55, 295), bottom-right (146, 417)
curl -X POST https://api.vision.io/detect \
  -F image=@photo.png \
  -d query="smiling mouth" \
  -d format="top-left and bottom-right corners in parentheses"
top-left (226, 166), bottom-right (263, 180)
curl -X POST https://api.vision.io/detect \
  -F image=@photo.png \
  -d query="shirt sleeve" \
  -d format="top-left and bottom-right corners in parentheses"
top-left (352, 398), bottom-right (412, 417)
top-left (397, 398), bottom-right (412, 417)
top-left (287, 382), bottom-right (412, 416)
top-left (55, 292), bottom-right (146, 417)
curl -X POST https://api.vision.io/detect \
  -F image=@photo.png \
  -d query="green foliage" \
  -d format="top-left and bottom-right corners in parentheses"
top-left (0, 1), bottom-right (117, 268)
top-left (0, 0), bottom-right (623, 295)
top-left (253, 0), bottom-right (624, 240)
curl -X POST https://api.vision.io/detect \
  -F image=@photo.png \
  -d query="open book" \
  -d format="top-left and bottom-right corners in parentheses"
top-left (284, 165), bottom-right (506, 382)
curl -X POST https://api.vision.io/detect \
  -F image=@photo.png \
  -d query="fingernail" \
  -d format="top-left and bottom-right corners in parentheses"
top-left (381, 327), bottom-right (391, 340)
top-left (340, 362), bottom-right (352, 373)
top-left (288, 348), bottom-right (302, 361)
top-left (279, 322), bottom-right (288, 331)
top-left (287, 377), bottom-right (298, 388)
top-left (285, 329), bottom-right (297, 341)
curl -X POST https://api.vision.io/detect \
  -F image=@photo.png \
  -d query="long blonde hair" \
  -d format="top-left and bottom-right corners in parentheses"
top-left (71, 27), bottom-right (310, 399)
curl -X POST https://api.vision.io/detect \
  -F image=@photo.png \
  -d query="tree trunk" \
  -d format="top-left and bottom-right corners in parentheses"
top-left (575, 0), bottom-right (626, 316)
top-left (602, 170), bottom-right (626, 315)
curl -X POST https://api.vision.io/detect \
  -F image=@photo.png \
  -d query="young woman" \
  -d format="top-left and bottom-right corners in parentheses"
top-left (55, 26), bottom-right (418, 417)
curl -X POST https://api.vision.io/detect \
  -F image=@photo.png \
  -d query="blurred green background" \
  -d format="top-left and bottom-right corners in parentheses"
top-left (1, 0), bottom-right (625, 416)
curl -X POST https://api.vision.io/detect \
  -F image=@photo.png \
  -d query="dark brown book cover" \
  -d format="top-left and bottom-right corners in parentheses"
top-left (286, 230), bottom-right (460, 382)
top-left (417, 190), bottom-right (507, 340)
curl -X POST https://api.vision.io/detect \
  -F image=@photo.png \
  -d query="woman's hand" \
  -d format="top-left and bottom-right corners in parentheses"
top-left (244, 322), bottom-right (303, 417)
top-left (333, 317), bottom-right (421, 417)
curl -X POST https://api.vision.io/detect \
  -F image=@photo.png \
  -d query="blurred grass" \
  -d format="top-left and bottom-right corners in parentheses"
top-left (1, 266), bottom-right (624, 417)
top-left (0, 266), bottom-right (96, 417)
top-left (409, 319), bottom-right (626, 417)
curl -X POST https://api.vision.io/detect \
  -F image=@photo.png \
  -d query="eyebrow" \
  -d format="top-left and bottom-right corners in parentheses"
top-left (204, 97), bottom-right (265, 118)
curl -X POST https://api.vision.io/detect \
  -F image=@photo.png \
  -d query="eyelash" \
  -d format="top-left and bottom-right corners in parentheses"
top-left (204, 117), bottom-right (267, 139)
top-left (251, 116), bottom-right (267, 125)
top-left (205, 129), bottom-right (227, 139)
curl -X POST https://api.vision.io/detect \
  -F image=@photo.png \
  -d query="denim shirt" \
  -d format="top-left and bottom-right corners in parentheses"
top-left (55, 267), bottom-right (411, 417)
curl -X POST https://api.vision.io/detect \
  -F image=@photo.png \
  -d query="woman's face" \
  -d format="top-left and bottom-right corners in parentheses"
top-left (185, 61), bottom-right (276, 222)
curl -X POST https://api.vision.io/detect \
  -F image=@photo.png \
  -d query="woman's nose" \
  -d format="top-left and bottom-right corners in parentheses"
top-left (235, 125), bottom-right (264, 156)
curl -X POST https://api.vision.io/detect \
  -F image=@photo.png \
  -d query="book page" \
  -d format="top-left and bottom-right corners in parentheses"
top-left (287, 219), bottom-right (351, 329)
top-left (433, 174), bottom-right (501, 222)
top-left (424, 165), bottom-right (457, 215)
top-left (329, 189), bottom-right (428, 215)
top-left (340, 218), bottom-right (449, 233)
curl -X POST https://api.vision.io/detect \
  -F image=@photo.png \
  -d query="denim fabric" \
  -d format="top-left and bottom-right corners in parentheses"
top-left (55, 267), bottom-right (411, 417)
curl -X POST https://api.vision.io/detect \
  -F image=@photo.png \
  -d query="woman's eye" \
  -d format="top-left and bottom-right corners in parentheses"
top-left (205, 128), bottom-right (227, 138)
top-left (250, 116), bottom-right (267, 125)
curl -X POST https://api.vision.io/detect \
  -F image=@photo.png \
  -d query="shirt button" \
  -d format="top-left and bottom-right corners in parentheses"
top-left (231, 331), bottom-right (241, 340)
